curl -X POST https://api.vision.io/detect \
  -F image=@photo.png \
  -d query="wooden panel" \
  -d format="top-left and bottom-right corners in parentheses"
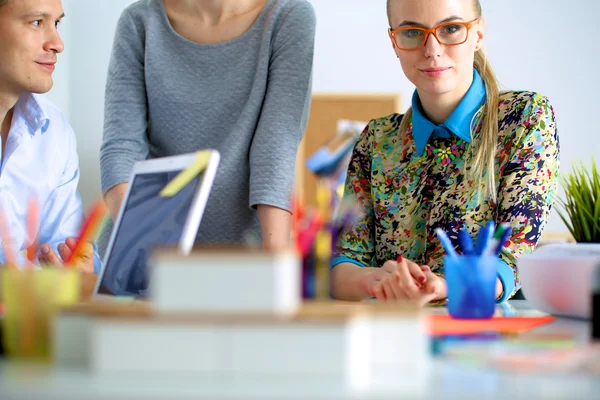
top-left (296, 93), bottom-right (402, 208)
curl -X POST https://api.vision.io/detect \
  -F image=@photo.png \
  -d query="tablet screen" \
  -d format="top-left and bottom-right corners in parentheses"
top-left (98, 171), bottom-right (201, 297)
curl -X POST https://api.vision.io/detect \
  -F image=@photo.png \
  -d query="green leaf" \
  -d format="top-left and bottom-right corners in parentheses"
top-left (556, 208), bottom-right (576, 238)
top-left (557, 156), bottom-right (600, 243)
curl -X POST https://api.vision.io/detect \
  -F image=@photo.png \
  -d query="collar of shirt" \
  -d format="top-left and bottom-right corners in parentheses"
top-left (411, 68), bottom-right (486, 155)
top-left (13, 93), bottom-right (51, 137)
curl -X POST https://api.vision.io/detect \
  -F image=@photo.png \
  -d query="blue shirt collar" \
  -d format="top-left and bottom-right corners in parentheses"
top-left (14, 93), bottom-right (50, 136)
top-left (411, 68), bottom-right (486, 155)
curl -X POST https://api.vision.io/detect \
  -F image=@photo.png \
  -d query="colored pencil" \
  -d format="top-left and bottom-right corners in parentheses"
top-left (292, 195), bottom-right (305, 253)
top-left (66, 200), bottom-right (106, 267)
top-left (26, 196), bottom-right (39, 266)
top-left (314, 180), bottom-right (332, 300)
top-left (0, 208), bottom-right (18, 269)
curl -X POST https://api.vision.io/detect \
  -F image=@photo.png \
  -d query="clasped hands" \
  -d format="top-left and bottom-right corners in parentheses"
top-left (364, 256), bottom-right (447, 306)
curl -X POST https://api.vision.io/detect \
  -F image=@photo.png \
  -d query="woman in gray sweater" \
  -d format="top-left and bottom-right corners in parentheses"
top-left (100, 0), bottom-right (316, 251)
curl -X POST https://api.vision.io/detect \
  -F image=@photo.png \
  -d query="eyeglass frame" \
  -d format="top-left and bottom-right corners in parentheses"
top-left (388, 18), bottom-right (481, 51)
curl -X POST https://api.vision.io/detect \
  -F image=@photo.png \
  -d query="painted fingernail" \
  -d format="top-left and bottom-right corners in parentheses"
top-left (397, 256), bottom-right (403, 263)
top-left (419, 276), bottom-right (425, 283)
top-left (41, 246), bottom-right (49, 255)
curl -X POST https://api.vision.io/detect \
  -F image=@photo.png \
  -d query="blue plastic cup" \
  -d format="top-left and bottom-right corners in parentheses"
top-left (443, 255), bottom-right (501, 319)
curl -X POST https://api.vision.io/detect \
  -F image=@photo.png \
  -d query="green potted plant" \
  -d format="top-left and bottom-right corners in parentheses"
top-left (556, 158), bottom-right (600, 243)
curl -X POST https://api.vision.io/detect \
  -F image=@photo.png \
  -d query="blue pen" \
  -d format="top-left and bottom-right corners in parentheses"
top-left (458, 229), bottom-right (474, 255)
top-left (494, 226), bottom-right (512, 256)
top-left (435, 228), bottom-right (459, 260)
top-left (482, 223), bottom-right (505, 256)
top-left (474, 221), bottom-right (495, 255)
top-left (482, 223), bottom-right (511, 256)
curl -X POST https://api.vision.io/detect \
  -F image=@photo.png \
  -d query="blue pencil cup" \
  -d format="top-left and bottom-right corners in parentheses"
top-left (444, 255), bottom-right (500, 319)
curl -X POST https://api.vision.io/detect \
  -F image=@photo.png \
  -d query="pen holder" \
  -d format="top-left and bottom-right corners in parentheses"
top-left (443, 255), bottom-right (500, 319)
top-left (1, 268), bottom-right (80, 360)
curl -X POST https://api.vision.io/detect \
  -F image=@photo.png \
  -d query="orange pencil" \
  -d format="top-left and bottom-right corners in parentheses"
top-left (292, 194), bottom-right (304, 252)
top-left (26, 196), bottom-right (39, 265)
top-left (0, 208), bottom-right (18, 269)
top-left (66, 200), bottom-right (106, 267)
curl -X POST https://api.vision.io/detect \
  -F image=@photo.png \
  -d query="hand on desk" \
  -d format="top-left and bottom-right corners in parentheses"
top-left (368, 257), bottom-right (447, 306)
top-left (38, 238), bottom-right (95, 274)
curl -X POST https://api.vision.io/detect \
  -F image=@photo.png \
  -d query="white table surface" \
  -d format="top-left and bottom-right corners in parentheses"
top-left (0, 300), bottom-right (597, 400)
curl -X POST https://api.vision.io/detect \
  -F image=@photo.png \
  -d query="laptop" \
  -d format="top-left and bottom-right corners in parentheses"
top-left (93, 150), bottom-right (220, 299)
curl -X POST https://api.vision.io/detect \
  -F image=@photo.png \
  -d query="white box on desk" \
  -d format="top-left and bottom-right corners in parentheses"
top-left (150, 248), bottom-right (301, 314)
top-left (88, 303), bottom-right (428, 393)
top-left (54, 312), bottom-right (91, 365)
top-left (53, 300), bottom-right (150, 366)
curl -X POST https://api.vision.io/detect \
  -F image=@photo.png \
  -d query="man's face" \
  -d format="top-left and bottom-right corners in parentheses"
top-left (0, 0), bottom-right (65, 96)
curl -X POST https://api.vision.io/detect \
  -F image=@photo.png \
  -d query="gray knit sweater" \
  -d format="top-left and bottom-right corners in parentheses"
top-left (100, 0), bottom-right (315, 244)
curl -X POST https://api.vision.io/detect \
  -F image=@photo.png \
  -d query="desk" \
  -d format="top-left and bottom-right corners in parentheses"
top-left (0, 301), bottom-right (597, 399)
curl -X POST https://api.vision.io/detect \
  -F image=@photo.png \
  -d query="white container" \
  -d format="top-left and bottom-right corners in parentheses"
top-left (518, 243), bottom-right (600, 319)
top-left (150, 248), bottom-right (302, 315)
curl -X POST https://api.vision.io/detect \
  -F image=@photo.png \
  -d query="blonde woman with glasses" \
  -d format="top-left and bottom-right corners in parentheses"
top-left (330, 0), bottom-right (559, 305)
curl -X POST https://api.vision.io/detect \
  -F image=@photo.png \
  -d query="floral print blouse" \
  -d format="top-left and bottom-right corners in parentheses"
top-left (333, 91), bottom-right (560, 301)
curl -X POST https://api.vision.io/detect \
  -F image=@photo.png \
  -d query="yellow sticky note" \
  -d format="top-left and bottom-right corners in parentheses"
top-left (159, 151), bottom-right (210, 197)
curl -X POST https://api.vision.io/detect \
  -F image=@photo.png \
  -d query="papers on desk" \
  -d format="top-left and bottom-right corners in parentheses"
top-left (487, 343), bottom-right (600, 376)
top-left (437, 334), bottom-right (600, 377)
top-left (427, 314), bottom-right (555, 335)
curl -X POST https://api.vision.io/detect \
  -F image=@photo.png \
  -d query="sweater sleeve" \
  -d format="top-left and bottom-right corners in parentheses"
top-left (495, 93), bottom-right (560, 301)
top-left (100, 8), bottom-right (150, 194)
top-left (248, 1), bottom-right (316, 211)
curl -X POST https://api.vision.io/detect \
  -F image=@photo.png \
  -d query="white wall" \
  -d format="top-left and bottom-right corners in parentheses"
top-left (48, 0), bottom-right (600, 232)
top-left (46, 0), bottom-right (134, 209)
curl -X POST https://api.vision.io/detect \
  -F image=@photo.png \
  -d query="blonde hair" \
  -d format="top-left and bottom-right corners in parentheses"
top-left (389, 0), bottom-right (501, 202)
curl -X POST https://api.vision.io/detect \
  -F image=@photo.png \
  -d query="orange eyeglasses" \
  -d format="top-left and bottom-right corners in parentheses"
top-left (388, 18), bottom-right (481, 51)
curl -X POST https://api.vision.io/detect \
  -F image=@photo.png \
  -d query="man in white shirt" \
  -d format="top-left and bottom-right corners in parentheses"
top-left (0, 0), bottom-right (98, 273)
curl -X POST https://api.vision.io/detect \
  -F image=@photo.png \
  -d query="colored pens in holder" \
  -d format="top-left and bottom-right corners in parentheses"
top-left (1, 268), bottom-right (80, 360)
top-left (443, 255), bottom-right (500, 319)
